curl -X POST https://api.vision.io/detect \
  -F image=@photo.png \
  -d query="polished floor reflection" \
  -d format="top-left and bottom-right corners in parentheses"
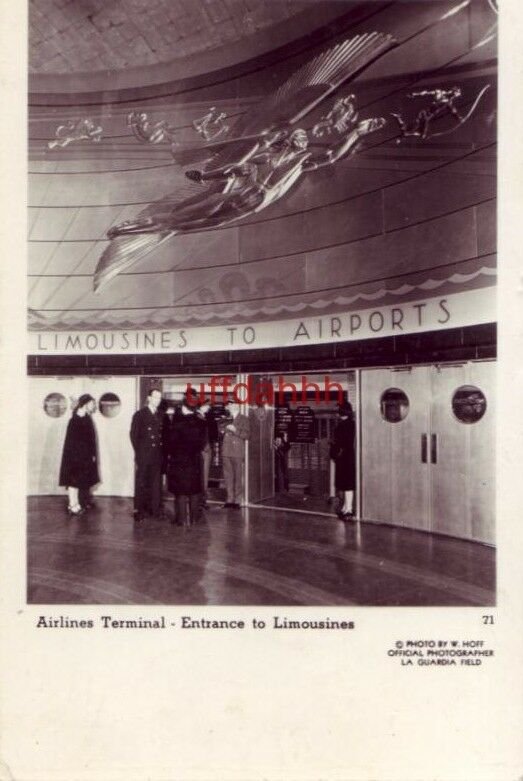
top-left (27, 497), bottom-right (495, 606)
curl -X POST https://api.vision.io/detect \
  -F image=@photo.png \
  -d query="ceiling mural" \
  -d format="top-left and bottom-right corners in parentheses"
top-left (94, 32), bottom-right (397, 291)
top-left (28, 0), bottom-right (498, 331)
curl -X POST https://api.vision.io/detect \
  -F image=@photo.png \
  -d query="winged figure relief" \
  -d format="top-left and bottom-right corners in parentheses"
top-left (94, 32), bottom-right (396, 291)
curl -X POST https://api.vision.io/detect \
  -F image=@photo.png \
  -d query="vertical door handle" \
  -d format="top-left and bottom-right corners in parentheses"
top-left (431, 433), bottom-right (438, 464)
top-left (421, 434), bottom-right (427, 463)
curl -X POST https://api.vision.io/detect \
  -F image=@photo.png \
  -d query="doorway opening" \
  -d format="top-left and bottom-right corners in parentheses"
top-left (247, 371), bottom-right (358, 517)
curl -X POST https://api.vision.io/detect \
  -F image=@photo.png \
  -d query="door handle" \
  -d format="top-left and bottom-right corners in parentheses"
top-left (421, 433), bottom-right (427, 463)
top-left (431, 433), bottom-right (438, 464)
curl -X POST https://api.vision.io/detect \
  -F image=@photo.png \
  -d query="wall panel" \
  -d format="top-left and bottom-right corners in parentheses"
top-left (306, 207), bottom-right (478, 291)
top-left (476, 199), bottom-right (496, 255)
top-left (384, 170), bottom-right (496, 232)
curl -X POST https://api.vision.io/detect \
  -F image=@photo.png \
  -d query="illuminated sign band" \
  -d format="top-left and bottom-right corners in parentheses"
top-left (29, 288), bottom-right (495, 356)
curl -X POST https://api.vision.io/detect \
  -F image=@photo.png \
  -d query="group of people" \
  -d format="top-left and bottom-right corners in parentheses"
top-left (58, 388), bottom-right (355, 523)
top-left (58, 388), bottom-right (251, 526)
top-left (135, 389), bottom-right (251, 524)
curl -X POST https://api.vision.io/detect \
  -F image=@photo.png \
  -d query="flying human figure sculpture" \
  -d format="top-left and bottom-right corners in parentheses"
top-left (312, 94), bottom-right (359, 138)
top-left (128, 111), bottom-right (177, 146)
top-left (48, 117), bottom-right (103, 150)
top-left (94, 32), bottom-right (396, 291)
top-left (391, 84), bottom-right (491, 142)
top-left (192, 107), bottom-right (230, 141)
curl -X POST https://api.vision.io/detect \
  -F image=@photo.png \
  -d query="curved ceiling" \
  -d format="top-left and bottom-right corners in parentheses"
top-left (28, 0), bottom-right (498, 332)
top-left (30, 0), bottom-right (311, 74)
top-left (29, 0), bottom-right (356, 95)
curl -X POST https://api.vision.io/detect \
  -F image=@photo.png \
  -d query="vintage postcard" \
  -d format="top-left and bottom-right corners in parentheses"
top-left (1, 0), bottom-right (522, 779)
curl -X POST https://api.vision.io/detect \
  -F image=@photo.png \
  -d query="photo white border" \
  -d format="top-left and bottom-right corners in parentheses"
top-left (1, 2), bottom-right (522, 779)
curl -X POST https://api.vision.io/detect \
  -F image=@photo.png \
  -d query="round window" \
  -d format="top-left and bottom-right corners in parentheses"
top-left (452, 385), bottom-right (487, 424)
top-left (380, 388), bottom-right (409, 423)
top-left (43, 392), bottom-right (67, 418)
top-left (99, 392), bottom-right (121, 418)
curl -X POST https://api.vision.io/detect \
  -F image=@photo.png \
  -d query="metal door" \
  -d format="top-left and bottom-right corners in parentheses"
top-left (468, 361), bottom-right (495, 542)
top-left (430, 365), bottom-right (470, 537)
top-left (430, 362), bottom-right (495, 543)
top-left (361, 367), bottom-right (431, 529)
top-left (361, 362), bottom-right (495, 542)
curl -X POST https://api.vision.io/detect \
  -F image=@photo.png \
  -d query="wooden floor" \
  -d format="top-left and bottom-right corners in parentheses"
top-left (27, 496), bottom-right (495, 606)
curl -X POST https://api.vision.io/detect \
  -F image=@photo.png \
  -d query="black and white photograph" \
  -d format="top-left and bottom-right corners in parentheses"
top-left (26, 0), bottom-right (499, 608)
top-left (2, 1), bottom-right (523, 780)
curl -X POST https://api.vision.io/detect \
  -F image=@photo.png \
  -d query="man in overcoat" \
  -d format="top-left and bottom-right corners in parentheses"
top-left (330, 401), bottom-right (356, 520)
top-left (130, 387), bottom-right (163, 522)
top-left (166, 391), bottom-right (206, 526)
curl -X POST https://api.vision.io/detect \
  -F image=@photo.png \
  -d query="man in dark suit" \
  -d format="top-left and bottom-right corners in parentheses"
top-left (130, 387), bottom-right (163, 523)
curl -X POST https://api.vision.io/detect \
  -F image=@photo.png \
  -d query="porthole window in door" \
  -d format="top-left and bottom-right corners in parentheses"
top-left (99, 392), bottom-right (121, 418)
top-left (452, 385), bottom-right (487, 424)
top-left (43, 392), bottom-right (67, 418)
top-left (380, 388), bottom-right (409, 423)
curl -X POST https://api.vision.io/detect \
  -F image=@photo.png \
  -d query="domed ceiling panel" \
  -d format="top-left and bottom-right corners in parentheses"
top-left (28, 0), bottom-right (498, 334)
top-left (30, 0), bottom-right (311, 74)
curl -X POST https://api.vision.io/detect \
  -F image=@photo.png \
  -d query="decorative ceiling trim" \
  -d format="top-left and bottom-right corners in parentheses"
top-left (28, 262), bottom-right (496, 331)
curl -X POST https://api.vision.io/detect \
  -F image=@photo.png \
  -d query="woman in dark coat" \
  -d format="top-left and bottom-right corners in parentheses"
top-left (166, 394), bottom-right (206, 526)
top-left (59, 393), bottom-right (99, 515)
top-left (330, 401), bottom-right (356, 520)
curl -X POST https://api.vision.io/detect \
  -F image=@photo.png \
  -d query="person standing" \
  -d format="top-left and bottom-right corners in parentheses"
top-left (273, 432), bottom-right (291, 492)
top-left (197, 399), bottom-right (214, 511)
top-left (166, 392), bottom-right (206, 527)
top-left (221, 403), bottom-right (250, 509)
top-left (130, 387), bottom-right (163, 523)
top-left (161, 402), bottom-right (177, 503)
top-left (59, 394), bottom-right (99, 515)
top-left (330, 401), bottom-right (356, 520)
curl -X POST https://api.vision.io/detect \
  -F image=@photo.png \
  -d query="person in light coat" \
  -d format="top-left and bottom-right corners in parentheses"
top-left (221, 403), bottom-right (250, 508)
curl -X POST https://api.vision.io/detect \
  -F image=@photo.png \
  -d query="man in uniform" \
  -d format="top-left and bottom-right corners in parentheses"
top-left (130, 387), bottom-right (163, 523)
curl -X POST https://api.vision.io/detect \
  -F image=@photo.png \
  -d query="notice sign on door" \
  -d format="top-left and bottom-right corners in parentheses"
top-left (275, 406), bottom-right (294, 437)
top-left (292, 406), bottom-right (316, 444)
